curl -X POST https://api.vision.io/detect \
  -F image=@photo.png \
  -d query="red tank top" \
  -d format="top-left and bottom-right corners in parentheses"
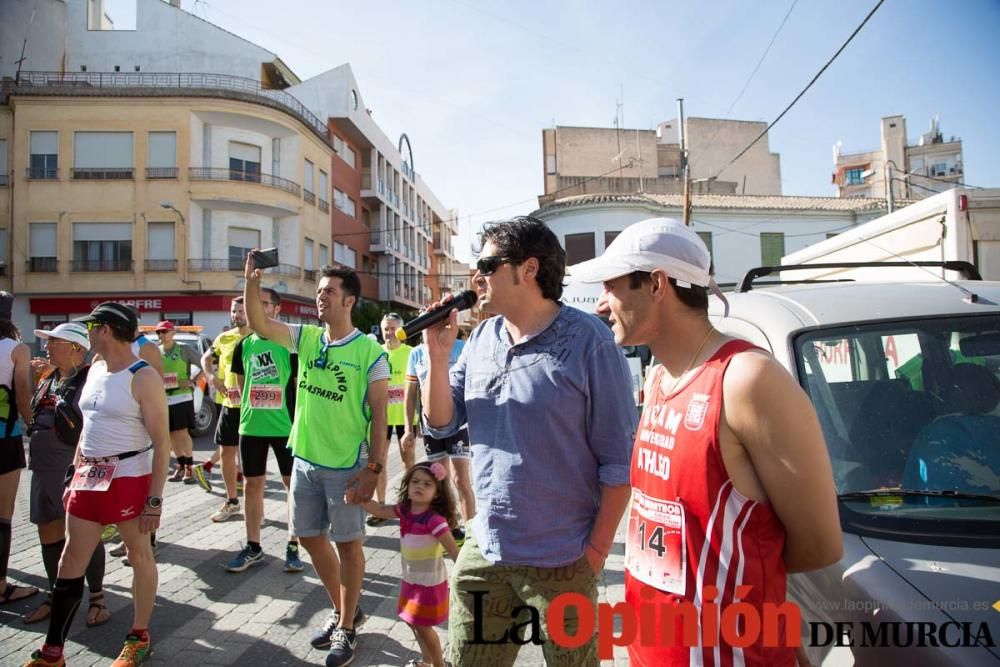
top-left (625, 340), bottom-right (795, 667)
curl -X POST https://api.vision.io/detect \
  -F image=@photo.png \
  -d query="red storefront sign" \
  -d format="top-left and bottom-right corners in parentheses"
top-left (30, 294), bottom-right (317, 316)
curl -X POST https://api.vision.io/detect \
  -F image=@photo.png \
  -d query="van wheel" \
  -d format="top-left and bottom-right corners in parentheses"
top-left (191, 400), bottom-right (217, 438)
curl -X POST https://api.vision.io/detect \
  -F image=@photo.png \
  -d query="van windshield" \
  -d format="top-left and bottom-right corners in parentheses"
top-left (794, 315), bottom-right (1000, 525)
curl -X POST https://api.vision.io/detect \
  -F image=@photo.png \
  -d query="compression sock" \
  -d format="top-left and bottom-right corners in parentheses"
top-left (41, 540), bottom-right (65, 589)
top-left (45, 575), bottom-right (85, 646)
top-left (0, 519), bottom-right (10, 581)
top-left (85, 541), bottom-right (106, 593)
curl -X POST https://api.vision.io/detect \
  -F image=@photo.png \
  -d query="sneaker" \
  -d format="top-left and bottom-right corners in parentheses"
top-left (225, 545), bottom-right (264, 572)
top-left (284, 544), bottom-right (305, 573)
top-left (101, 524), bottom-right (120, 542)
top-left (23, 650), bottom-right (65, 667)
top-left (193, 464), bottom-right (213, 493)
top-left (311, 606), bottom-right (366, 649)
top-left (109, 542), bottom-right (128, 558)
top-left (122, 543), bottom-right (159, 568)
top-left (324, 628), bottom-right (356, 667)
top-left (211, 501), bottom-right (241, 523)
top-left (451, 526), bottom-right (466, 548)
top-left (182, 466), bottom-right (196, 484)
top-left (168, 465), bottom-right (185, 482)
top-left (111, 634), bottom-right (151, 667)
top-left (365, 515), bottom-right (386, 527)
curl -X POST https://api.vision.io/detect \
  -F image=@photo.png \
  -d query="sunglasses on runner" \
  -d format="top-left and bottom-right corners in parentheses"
top-left (476, 255), bottom-right (515, 276)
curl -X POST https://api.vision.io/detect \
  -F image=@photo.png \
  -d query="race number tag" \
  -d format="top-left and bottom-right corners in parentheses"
top-left (227, 387), bottom-right (242, 406)
top-left (69, 462), bottom-right (117, 492)
top-left (249, 384), bottom-right (283, 409)
top-left (625, 490), bottom-right (686, 595)
top-left (163, 373), bottom-right (179, 390)
top-left (388, 387), bottom-right (404, 405)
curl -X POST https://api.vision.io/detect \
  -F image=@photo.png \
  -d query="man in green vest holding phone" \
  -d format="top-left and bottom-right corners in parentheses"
top-left (243, 254), bottom-right (388, 667)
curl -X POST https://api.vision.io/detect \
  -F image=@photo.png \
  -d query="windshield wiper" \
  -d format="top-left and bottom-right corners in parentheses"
top-left (838, 489), bottom-right (1000, 503)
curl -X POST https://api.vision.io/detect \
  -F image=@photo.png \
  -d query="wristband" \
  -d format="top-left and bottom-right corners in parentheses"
top-left (587, 542), bottom-right (609, 559)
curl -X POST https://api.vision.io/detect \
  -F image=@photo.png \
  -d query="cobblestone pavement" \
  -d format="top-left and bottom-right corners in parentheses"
top-left (1, 433), bottom-right (630, 666)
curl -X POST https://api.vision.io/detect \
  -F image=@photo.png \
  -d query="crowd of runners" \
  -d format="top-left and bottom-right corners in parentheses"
top-left (0, 215), bottom-right (844, 667)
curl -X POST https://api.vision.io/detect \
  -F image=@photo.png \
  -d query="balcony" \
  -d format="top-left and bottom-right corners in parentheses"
top-left (145, 259), bottom-right (178, 272)
top-left (71, 259), bottom-right (134, 272)
top-left (26, 168), bottom-right (59, 180)
top-left (188, 258), bottom-right (244, 272)
top-left (304, 269), bottom-right (317, 281)
top-left (146, 167), bottom-right (179, 179)
top-left (318, 199), bottom-right (330, 213)
top-left (189, 167), bottom-right (301, 196)
top-left (304, 189), bottom-right (316, 206)
top-left (275, 264), bottom-right (301, 278)
top-left (71, 168), bottom-right (134, 180)
top-left (28, 257), bottom-right (58, 273)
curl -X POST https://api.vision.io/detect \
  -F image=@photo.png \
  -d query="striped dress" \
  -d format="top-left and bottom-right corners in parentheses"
top-left (395, 505), bottom-right (450, 626)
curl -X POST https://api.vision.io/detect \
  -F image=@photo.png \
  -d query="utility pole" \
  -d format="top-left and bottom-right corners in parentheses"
top-left (678, 98), bottom-right (692, 226)
top-left (885, 160), bottom-right (895, 214)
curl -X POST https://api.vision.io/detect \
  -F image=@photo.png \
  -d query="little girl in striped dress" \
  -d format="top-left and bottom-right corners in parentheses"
top-left (363, 461), bottom-right (459, 667)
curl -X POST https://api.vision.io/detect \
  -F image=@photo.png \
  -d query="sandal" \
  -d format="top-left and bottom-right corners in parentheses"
top-left (23, 599), bottom-right (51, 624)
top-left (86, 592), bottom-right (111, 627)
top-left (0, 582), bottom-right (39, 605)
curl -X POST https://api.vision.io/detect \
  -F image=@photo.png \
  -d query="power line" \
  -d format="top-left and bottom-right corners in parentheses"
top-left (690, 0), bottom-right (799, 172)
top-left (711, 0), bottom-right (886, 180)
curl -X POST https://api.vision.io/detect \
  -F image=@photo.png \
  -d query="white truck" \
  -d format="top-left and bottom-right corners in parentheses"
top-left (782, 187), bottom-right (1000, 282)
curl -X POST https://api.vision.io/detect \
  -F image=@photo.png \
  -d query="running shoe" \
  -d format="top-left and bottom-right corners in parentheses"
top-left (101, 525), bottom-right (120, 542)
top-left (22, 650), bottom-right (64, 667)
top-left (284, 544), bottom-right (305, 573)
top-left (210, 501), bottom-right (241, 523)
top-left (168, 465), bottom-right (184, 482)
top-left (325, 628), bottom-right (356, 667)
top-left (225, 545), bottom-right (264, 572)
top-left (109, 542), bottom-right (128, 558)
top-left (192, 463), bottom-right (213, 492)
top-left (311, 606), bottom-right (367, 649)
top-left (110, 634), bottom-right (151, 667)
top-left (182, 466), bottom-right (196, 484)
top-left (121, 543), bottom-right (159, 568)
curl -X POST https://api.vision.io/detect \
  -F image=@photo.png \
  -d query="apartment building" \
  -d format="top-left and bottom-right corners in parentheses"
top-left (539, 118), bottom-right (782, 206)
top-left (0, 0), bottom-right (456, 339)
top-left (833, 115), bottom-right (964, 201)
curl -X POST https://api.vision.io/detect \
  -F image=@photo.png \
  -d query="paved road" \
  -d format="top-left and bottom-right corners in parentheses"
top-left (1, 433), bottom-right (630, 666)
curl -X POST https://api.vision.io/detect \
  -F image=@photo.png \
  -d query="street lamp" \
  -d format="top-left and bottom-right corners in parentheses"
top-left (159, 201), bottom-right (198, 290)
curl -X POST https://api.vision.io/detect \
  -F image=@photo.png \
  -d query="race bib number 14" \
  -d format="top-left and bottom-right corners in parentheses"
top-left (624, 490), bottom-right (687, 596)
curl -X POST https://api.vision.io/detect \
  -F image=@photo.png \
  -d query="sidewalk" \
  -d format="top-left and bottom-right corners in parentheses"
top-left (0, 434), bottom-right (630, 666)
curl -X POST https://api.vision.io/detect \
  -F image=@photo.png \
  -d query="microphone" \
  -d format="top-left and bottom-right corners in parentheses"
top-left (395, 290), bottom-right (478, 342)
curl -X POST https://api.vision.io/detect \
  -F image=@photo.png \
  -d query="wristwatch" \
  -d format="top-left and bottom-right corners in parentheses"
top-left (366, 461), bottom-right (384, 474)
top-left (145, 496), bottom-right (163, 509)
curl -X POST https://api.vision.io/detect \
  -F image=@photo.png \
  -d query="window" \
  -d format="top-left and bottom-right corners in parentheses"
top-left (73, 131), bottom-right (133, 179)
top-left (29, 131), bottom-right (58, 179)
top-left (334, 188), bottom-right (356, 218)
top-left (0, 139), bottom-right (7, 186)
top-left (304, 237), bottom-right (314, 272)
top-left (564, 232), bottom-right (596, 265)
top-left (318, 170), bottom-right (329, 207)
top-left (319, 243), bottom-right (329, 266)
top-left (351, 89), bottom-right (358, 110)
top-left (29, 223), bottom-right (58, 272)
top-left (146, 222), bottom-right (175, 271)
top-left (844, 167), bottom-right (865, 186)
top-left (932, 162), bottom-right (947, 177)
top-left (229, 142), bottom-right (261, 182)
top-left (147, 131), bottom-right (177, 178)
top-left (696, 231), bottom-right (713, 264)
top-left (546, 155), bottom-right (557, 175)
top-left (760, 232), bottom-right (785, 266)
top-left (304, 158), bottom-right (314, 193)
top-left (335, 242), bottom-right (356, 269)
top-left (342, 145), bottom-right (356, 169)
top-left (271, 138), bottom-right (280, 176)
top-left (73, 223), bottom-right (133, 271)
top-left (228, 228), bottom-right (260, 270)
top-left (604, 231), bottom-right (620, 248)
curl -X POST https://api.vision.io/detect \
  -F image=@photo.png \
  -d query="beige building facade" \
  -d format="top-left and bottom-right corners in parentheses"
top-left (833, 115), bottom-right (964, 201)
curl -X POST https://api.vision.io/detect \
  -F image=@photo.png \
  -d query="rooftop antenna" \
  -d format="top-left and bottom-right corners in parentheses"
top-left (14, 3), bottom-right (37, 83)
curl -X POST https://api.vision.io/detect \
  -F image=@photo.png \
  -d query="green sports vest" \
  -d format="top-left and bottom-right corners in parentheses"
top-left (238, 334), bottom-right (294, 437)
top-left (384, 343), bottom-right (414, 426)
top-left (289, 326), bottom-right (387, 469)
top-left (160, 344), bottom-right (192, 398)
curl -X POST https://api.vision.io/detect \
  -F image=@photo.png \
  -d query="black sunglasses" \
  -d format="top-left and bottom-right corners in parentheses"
top-left (476, 255), bottom-right (516, 276)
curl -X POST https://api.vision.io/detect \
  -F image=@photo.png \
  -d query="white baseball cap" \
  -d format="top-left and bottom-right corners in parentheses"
top-left (567, 217), bottom-right (712, 286)
top-left (34, 322), bottom-right (91, 351)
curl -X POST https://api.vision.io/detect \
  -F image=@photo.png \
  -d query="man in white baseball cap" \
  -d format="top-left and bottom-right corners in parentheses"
top-left (34, 323), bottom-right (91, 352)
top-left (567, 217), bottom-right (842, 666)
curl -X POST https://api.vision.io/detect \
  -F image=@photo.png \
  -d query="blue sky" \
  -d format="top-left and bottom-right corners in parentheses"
top-left (109, 0), bottom-right (1000, 252)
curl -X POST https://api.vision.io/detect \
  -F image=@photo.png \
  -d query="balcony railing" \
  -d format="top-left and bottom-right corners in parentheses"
top-left (72, 259), bottom-right (134, 272)
top-left (71, 168), bottom-right (134, 180)
top-left (145, 259), bottom-right (178, 272)
top-left (28, 257), bottom-right (58, 272)
top-left (275, 264), bottom-right (301, 278)
top-left (189, 168), bottom-right (301, 196)
top-left (146, 167), bottom-right (179, 179)
top-left (304, 189), bottom-right (316, 206)
top-left (7, 71), bottom-right (333, 150)
top-left (304, 269), bottom-right (317, 282)
top-left (318, 199), bottom-right (330, 213)
top-left (188, 258), bottom-right (244, 272)
top-left (26, 168), bottom-right (59, 180)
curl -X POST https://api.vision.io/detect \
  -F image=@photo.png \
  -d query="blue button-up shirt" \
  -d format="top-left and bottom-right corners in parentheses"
top-left (428, 304), bottom-right (638, 567)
